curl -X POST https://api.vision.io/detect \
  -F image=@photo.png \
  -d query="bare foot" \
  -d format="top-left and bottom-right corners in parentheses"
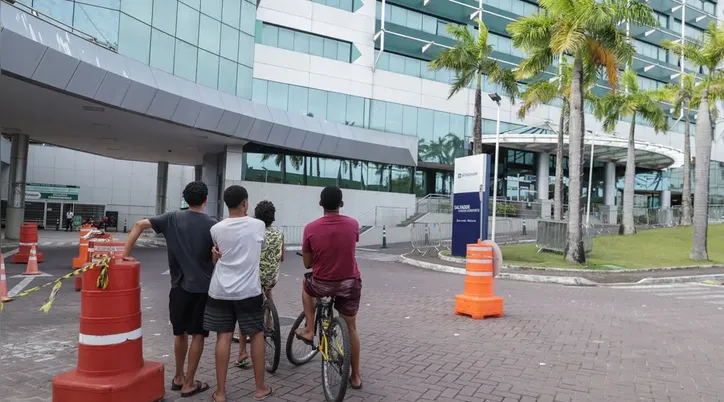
top-left (349, 375), bottom-right (362, 389)
top-left (295, 328), bottom-right (314, 344)
top-left (212, 391), bottom-right (226, 402)
top-left (253, 386), bottom-right (273, 400)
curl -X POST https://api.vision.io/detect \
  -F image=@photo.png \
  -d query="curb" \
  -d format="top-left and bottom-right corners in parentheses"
top-left (400, 254), bottom-right (598, 286)
top-left (437, 251), bottom-right (724, 273)
top-left (402, 254), bottom-right (724, 287)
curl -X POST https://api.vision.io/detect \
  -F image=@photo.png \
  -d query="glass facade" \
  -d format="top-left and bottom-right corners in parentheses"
top-left (256, 23), bottom-right (353, 63)
top-left (251, 78), bottom-right (527, 163)
top-left (31, 0), bottom-right (257, 99)
top-left (243, 153), bottom-right (414, 194)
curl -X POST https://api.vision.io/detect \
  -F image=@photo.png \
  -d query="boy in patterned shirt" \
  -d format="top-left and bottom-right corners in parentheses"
top-left (235, 200), bottom-right (285, 368)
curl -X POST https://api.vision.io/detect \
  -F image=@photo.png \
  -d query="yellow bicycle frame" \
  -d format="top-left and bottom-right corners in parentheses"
top-left (318, 319), bottom-right (344, 362)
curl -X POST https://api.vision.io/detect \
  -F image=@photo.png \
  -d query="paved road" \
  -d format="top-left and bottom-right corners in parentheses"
top-left (2, 246), bottom-right (724, 401)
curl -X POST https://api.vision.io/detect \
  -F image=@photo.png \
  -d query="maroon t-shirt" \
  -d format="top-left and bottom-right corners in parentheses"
top-left (302, 214), bottom-right (360, 281)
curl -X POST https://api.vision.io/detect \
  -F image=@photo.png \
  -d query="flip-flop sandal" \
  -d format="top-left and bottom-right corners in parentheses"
top-left (234, 357), bottom-right (249, 368)
top-left (349, 379), bottom-right (363, 390)
top-left (253, 387), bottom-right (274, 401)
top-left (180, 381), bottom-right (209, 398)
top-left (294, 330), bottom-right (314, 346)
top-left (171, 380), bottom-right (183, 391)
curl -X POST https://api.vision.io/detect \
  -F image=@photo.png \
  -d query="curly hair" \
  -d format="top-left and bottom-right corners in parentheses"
top-left (182, 181), bottom-right (208, 207)
top-left (254, 200), bottom-right (276, 227)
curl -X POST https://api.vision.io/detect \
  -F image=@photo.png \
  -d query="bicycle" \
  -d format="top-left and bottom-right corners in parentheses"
top-left (232, 291), bottom-right (281, 373)
top-left (286, 252), bottom-right (351, 402)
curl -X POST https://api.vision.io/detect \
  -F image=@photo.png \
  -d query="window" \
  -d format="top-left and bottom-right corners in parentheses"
top-left (33, 0), bottom-right (73, 26)
top-left (197, 50), bottom-right (219, 89)
top-left (222, 0), bottom-right (241, 28)
top-left (218, 58), bottom-right (237, 94)
top-left (118, 14), bottom-right (151, 64)
top-left (73, 3), bottom-right (120, 48)
top-left (238, 33), bottom-right (255, 67)
top-left (201, 0), bottom-right (222, 19)
top-left (220, 24), bottom-right (240, 61)
top-left (121, 0), bottom-right (152, 24)
top-left (176, 3), bottom-right (200, 46)
top-left (179, 0), bottom-right (200, 10)
top-left (258, 23), bottom-right (354, 62)
top-left (153, 0), bottom-right (177, 35)
top-left (150, 29), bottom-right (175, 73)
top-left (288, 85), bottom-right (310, 116)
top-left (236, 65), bottom-right (253, 99)
top-left (240, 0), bottom-right (256, 35)
top-left (174, 39), bottom-right (198, 81)
top-left (199, 15), bottom-right (221, 53)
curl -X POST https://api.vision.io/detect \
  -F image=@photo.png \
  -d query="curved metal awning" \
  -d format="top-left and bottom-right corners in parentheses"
top-left (0, 2), bottom-right (417, 166)
top-left (478, 121), bottom-right (684, 170)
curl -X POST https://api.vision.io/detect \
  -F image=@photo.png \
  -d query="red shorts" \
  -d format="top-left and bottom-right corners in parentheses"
top-left (303, 272), bottom-right (362, 317)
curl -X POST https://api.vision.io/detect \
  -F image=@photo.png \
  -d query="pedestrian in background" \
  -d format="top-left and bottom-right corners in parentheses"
top-left (65, 210), bottom-right (74, 232)
top-left (122, 181), bottom-right (216, 398)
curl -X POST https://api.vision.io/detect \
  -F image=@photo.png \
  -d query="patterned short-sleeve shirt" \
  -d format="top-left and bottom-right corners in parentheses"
top-left (259, 226), bottom-right (284, 289)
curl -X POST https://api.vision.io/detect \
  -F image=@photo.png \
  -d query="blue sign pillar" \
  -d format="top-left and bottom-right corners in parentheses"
top-left (452, 154), bottom-right (491, 257)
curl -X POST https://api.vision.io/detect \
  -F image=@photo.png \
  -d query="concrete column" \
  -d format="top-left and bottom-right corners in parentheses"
top-left (155, 161), bottom-right (169, 216)
top-left (6, 134), bottom-right (29, 240)
top-left (194, 165), bottom-right (202, 181)
top-left (537, 152), bottom-right (552, 219)
top-left (604, 162), bottom-right (616, 206)
top-left (604, 162), bottom-right (618, 225)
top-left (661, 190), bottom-right (671, 208)
top-left (201, 153), bottom-right (220, 218)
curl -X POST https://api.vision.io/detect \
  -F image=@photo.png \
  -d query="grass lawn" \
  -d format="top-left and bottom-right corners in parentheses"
top-left (497, 224), bottom-right (724, 269)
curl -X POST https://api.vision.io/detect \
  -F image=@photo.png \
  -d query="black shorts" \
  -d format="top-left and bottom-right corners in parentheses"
top-left (169, 287), bottom-right (209, 337)
top-left (203, 294), bottom-right (265, 335)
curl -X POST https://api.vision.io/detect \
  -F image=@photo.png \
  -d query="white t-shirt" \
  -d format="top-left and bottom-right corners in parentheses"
top-left (66, 211), bottom-right (74, 219)
top-left (208, 216), bottom-right (266, 300)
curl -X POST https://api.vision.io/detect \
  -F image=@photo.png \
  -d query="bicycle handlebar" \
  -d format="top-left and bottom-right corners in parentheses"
top-left (296, 251), bottom-right (303, 257)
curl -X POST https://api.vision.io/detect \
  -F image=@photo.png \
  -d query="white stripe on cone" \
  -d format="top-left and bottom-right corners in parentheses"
top-left (466, 271), bottom-right (493, 277)
top-left (79, 328), bottom-right (143, 346)
top-left (18, 242), bottom-right (38, 246)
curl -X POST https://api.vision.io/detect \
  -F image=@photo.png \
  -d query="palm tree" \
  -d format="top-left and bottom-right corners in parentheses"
top-left (594, 70), bottom-right (668, 235)
top-left (428, 20), bottom-right (518, 156)
top-left (655, 74), bottom-right (699, 226)
top-left (663, 23), bottom-right (724, 260)
top-left (508, 0), bottom-right (656, 263)
top-left (516, 60), bottom-right (596, 220)
top-left (260, 153), bottom-right (286, 182)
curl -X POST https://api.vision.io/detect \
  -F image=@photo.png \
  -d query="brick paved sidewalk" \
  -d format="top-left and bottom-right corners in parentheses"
top-left (2, 247), bottom-right (724, 401)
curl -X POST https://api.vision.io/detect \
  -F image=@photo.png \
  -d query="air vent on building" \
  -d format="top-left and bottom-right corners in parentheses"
top-left (82, 106), bottom-right (105, 112)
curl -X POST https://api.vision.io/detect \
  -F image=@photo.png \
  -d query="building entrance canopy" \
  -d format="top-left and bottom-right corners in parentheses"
top-left (0, 2), bottom-right (417, 166)
top-left (478, 122), bottom-right (685, 170)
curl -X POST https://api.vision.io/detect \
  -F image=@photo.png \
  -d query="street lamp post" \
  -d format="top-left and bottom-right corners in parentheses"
top-left (489, 92), bottom-right (502, 242)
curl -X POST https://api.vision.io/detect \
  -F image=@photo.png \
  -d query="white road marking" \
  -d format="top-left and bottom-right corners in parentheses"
top-left (8, 276), bottom-right (36, 297)
top-left (10, 272), bottom-right (51, 278)
top-left (675, 294), bottom-right (724, 300)
top-left (162, 269), bottom-right (169, 275)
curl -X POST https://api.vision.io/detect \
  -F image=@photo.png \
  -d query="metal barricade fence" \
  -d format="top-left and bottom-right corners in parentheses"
top-left (410, 222), bottom-right (438, 256)
top-left (279, 226), bottom-right (304, 246)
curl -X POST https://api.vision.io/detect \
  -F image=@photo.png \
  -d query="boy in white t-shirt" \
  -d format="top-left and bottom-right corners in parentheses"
top-left (204, 185), bottom-right (273, 401)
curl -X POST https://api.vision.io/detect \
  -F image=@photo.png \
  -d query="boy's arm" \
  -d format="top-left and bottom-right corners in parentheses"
top-left (122, 219), bottom-right (153, 260)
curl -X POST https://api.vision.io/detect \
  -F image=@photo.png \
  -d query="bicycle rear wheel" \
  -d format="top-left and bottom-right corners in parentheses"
top-left (321, 317), bottom-right (351, 402)
top-left (285, 312), bottom-right (318, 365)
top-left (264, 299), bottom-right (281, 373)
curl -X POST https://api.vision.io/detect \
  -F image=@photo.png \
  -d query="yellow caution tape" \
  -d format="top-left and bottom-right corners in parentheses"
top-left (0, 255), bottom-right (111, 313)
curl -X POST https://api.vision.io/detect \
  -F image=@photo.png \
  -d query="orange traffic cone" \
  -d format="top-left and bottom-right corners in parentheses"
top-left (23, 245), bottom-right (41, 276)
top-left (1, 253), bottom-right (11, 302)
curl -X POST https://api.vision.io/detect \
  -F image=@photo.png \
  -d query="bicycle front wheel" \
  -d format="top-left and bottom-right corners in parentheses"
top-left (321, 317), bottom-right (351, 402)
top-left (264, 299), bottom-right (281, 373)
top-left (285, 312), bottom-right (318, 365)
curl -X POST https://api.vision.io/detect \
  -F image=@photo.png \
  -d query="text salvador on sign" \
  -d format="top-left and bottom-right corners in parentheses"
top-left (25, 183), bottom-right (80, 201)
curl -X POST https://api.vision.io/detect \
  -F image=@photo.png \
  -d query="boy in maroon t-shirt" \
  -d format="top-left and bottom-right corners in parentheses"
top-left (296, 186), bottom-right (363, 389)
